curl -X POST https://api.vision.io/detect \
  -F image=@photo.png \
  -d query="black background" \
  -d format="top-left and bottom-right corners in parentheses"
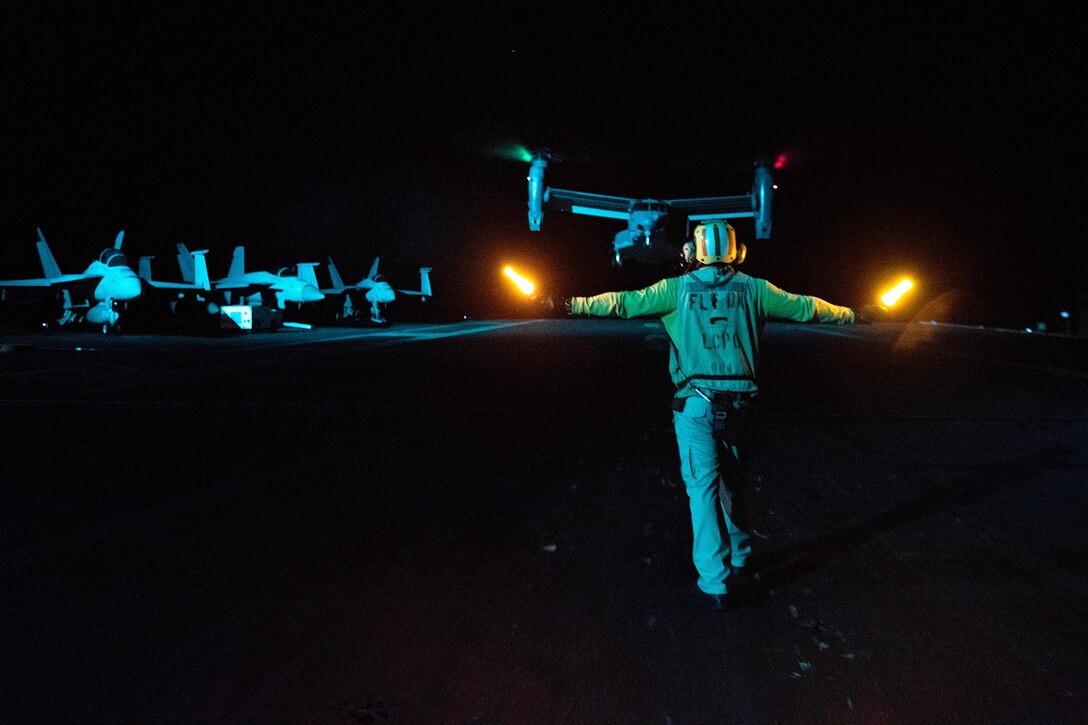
top-left (8, 3), bottom-right (1085, 326)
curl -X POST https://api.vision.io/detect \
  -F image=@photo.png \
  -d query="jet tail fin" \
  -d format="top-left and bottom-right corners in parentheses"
top-left (176, 243), bottom-right (195, 283)
top-left (114, 230), bottom-right (125, 249)
top-left (138, 255), bottom-right (154, 280)
top-left (327, 257), bottom-right (346, 292)
top-left (191, 250), bottom-right (211, 291)
top-left (228, 246), bottom-right (245, 278)
top-left (36, 229), bottom-right (63, 279)
top-left (296, 262), bottom-right (320, 289)
top-left (367, 257), bottom-right (380, 281)
top-left (396, 267), bottom-right (433, 299)
top-left (419, 267), bottom-right (432, 299)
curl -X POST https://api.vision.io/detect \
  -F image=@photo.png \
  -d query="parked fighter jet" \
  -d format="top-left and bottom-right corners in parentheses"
top-left (0, 228), bottom-right (141, 333)
top-left (301, 257), bottom-right (432, 325)
top-left (176, 244), bottom-right (324, 309)
top-left (135, 248), bottom-right (224, 329)
top-left (138, 247), bottom-right (213, 298)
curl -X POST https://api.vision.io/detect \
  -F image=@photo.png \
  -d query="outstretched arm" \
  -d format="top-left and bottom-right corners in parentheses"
top-left (569, 277), bottom-right (680, 318)
top-left (757, 279), bottom-right (855, 323)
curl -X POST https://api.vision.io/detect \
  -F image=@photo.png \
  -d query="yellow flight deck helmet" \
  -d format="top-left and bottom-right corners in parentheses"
top-left (692, 220), bottom-right (746, 265)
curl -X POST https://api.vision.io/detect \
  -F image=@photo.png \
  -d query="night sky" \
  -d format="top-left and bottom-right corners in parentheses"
top-left (8, 3), bottom-right (1085, 327)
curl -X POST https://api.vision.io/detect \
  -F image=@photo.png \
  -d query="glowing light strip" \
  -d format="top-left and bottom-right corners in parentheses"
top-left (881, 279), bottom-right (913, 307)
top-left (503, 266), bottom-right (535, 295)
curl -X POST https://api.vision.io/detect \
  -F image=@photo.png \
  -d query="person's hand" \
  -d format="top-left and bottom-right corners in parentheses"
top-left (530, 293), bottom-right (563, 317)
top-left (531, 292), bottom-right (554, 309)
top-left (853, 304), bottom-right (887, 324)
top-left (530, 294), bottom-right (573, 317)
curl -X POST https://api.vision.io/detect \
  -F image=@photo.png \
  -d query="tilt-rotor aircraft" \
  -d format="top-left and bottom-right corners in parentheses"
top-left (0, 228), bottom-right (141, 333)
top-left (525, 148), bottom-right (777, 265)
top-left (305, 257), bottom-right (433, 325)
top-left (176, 244), bottom-right (325, 309)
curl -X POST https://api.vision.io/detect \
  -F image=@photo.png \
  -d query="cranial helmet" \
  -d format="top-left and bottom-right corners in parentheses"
top-left (692, 220), bottom-right (745, 265)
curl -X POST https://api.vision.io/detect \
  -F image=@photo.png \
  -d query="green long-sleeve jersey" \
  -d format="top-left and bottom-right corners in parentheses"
top-left (569, 266), bottom-right (855, 397)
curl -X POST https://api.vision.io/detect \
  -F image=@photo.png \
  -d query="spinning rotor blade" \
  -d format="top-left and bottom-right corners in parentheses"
top-left (452, 127), bottom-right (550, 164)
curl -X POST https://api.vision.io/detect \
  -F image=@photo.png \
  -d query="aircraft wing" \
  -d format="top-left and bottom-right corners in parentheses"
top-left (139, 255), bottom-right (211, 291)
top-left (212, 275), bottom-right (277, 298)
top-left (395, 267), bottom-right (433, 298)
top-left (0, 277), bottom-right (54, 287)
top-left (143, 279), bottom-right (204, 290)
top-left (1, 234), bottom-right (104, 288)
top-left (664, 194), bottom-right (756, 218)
top-left (213, 280), bottom-right (258, 290)
top-left (545, 188), bottom-right (637, 219)
top-left (0, 273), bottom-right (92, 287)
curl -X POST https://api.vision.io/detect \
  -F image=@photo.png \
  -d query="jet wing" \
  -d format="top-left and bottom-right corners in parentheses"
top-left (0, 273), bottom-right (92, 287)
top-left (139, 255), bottom-right (210, 291)
top-left (213, 273), bottom-right (279, 297)
top-left (396, 267), bottom-right (432, 298)
top-left (214, 280), bottom-right (259, 290)
top-left (0, 277), bottom-right (53, 287)
top-left (144, 279), bottom-right (204, 290)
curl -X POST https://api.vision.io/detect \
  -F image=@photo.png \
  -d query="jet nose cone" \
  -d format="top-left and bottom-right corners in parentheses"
top-left (368, 284), bottom-right (395, 304)
top-left (301, 285), bottom-right (324, 303)
top-left (116, 275), bottom-right (142, 300)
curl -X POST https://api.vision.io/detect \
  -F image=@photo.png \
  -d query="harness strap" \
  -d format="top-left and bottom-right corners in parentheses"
top-left (676, 373), bottom-right (756, 389)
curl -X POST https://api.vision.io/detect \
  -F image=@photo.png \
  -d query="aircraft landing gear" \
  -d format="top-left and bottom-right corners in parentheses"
top-left (369, 302), bottom-right (387, 326)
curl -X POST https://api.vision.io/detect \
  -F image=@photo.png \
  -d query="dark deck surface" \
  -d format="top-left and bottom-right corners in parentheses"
top-left (2, 319), bottom-right (1086, 724)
